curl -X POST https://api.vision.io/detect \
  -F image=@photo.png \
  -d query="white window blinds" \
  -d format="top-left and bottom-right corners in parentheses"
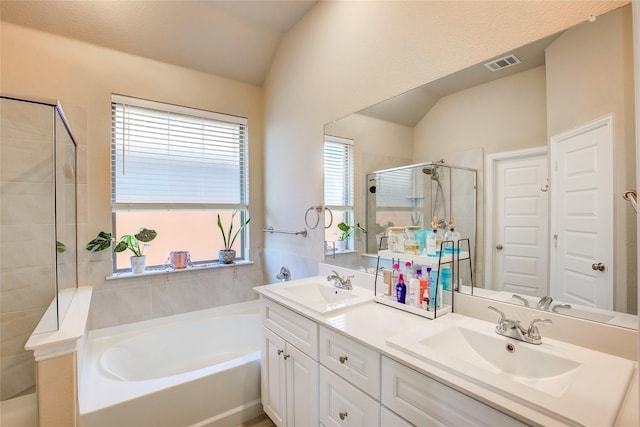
top-left (111, 95), bottom-right (248, 209)
top-left (324, 136), bottom-right (354, 208)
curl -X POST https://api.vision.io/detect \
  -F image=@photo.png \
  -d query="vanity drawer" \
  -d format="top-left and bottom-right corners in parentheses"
top-left (381, 406), bottom-right (414, 427)
top-left (262, 298), bottom-right (318, 359)
top-left (319, 366), bottom-right (380, 427)
top-left (381, 357), bottom-right (526, 427)
top-left (320, 326), bottom-right (381, 399)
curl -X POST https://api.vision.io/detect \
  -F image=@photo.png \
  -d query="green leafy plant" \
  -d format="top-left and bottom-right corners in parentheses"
top-left (86, 228), bottom-right (157, 257)
top-left (217, 211), bottom-right (250, 250)
top-left (337, 222), bottom-right (366, 241)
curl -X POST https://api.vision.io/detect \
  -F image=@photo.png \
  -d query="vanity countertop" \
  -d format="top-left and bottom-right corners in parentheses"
top-left (254, 279), bottom-right (639, 427)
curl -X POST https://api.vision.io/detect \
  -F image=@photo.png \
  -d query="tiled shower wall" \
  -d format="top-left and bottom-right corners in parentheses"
top-left (0, 97), bottom-right (87, 401)
top-left (0, 98), bottom-right (57, 400)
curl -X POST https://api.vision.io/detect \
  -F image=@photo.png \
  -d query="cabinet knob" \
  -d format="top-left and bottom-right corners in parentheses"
top-left (339, 411), bottom-right (348, 420)
top-left (283, 354), bottom-right (290, 360)
top-left (277, 349), bottom-right (284, 355)
top-left (592, 262), bottom-right (606, 272)
top-left (496, 244), bottom-right (503, 250)
top-left (339, 355), bottom-right (348, 364)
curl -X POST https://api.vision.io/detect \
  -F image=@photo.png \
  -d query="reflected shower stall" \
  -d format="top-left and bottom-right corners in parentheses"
top-left (366, 161), bottom-right (477, 260)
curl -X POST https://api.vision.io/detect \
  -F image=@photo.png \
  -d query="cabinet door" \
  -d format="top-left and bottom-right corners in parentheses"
top-left (286, 343), bottom-right (319, 427)
top-left (262, 327), bottom-right (287, 426)
top-left (381, 357), bottom-right (526, 427)
top-left (319, 366), bottom-right (380, 427)
top-left (320, 327), bottom-right (381, 399)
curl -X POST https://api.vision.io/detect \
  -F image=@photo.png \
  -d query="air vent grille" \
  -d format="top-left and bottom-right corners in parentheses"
top-left (484, 54), bottom-right (521, 72)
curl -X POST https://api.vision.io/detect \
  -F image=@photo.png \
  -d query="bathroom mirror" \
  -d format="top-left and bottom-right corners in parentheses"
top-left (323, 4), bottom-right (637, 328)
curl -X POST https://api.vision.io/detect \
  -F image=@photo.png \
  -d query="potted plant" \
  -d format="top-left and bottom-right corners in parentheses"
top-left (86, 228), bottom-right (157, 273)
top-left (336, 222), bottom-right (366, 252)
top-left (217, 211), bottom-right (250, 264)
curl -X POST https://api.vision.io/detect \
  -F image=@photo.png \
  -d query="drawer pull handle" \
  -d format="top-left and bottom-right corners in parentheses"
top-left (283, 354), bottom-right (290, 360)
top-left (339, 355), bottom-right (348, 364)
top-left (339, 411), bottom-right (348, 420)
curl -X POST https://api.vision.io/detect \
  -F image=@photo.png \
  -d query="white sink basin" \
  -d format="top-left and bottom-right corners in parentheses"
top-left (265, 277), bottom-right (374, 314)
top-left (386, 314), bottom-right (635, 426)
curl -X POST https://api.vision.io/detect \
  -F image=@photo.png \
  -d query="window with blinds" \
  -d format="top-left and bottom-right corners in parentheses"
top-left (110, 95), bottom-right (249, 271)
top-left (324, 135), bottom-right (354, 248)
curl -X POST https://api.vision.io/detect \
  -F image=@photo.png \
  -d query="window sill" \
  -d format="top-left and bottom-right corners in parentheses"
top-left (106, 260), bottom-right (254, 281)
top-left (335, 250), bottom-right (358, 255)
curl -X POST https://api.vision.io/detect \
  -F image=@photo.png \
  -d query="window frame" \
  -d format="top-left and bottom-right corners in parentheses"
top-left (110, 95), bottom-right (249, 272)
top-left (324, 135), bottom-right (355, 249)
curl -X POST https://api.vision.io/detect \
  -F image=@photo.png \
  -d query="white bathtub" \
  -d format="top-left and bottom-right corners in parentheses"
top-left (79, 300), bottom-right (263, 427)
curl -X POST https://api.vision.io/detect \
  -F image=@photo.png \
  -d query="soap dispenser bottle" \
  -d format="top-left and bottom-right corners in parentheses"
top-left (444, 216), bottom-right (461, 254)
top-left (426, 216), bottom-right (439, 257)
top-left (395, 274), bottom-right (406, 304)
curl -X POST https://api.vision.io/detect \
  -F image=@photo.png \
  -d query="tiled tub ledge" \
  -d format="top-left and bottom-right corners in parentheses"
top-left (25, 286), bottom-right (93, 361)
top-left (24, 287), bottom-right (93, 427)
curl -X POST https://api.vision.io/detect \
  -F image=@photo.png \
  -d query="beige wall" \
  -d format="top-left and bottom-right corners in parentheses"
top-left (263, 0), bottom-right (626, 277)
top-left (413, 66), bottom-right (548, 160)
top-left (546, 6), bottom-right (637, 313)
top-left (324, 113), bottom-right (414, 253)
top-left (0, 22), bottom-right (266, 329)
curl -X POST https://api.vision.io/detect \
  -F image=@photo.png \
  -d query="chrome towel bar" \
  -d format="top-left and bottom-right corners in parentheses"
top-left (263, 226), bottom-right (308, 237)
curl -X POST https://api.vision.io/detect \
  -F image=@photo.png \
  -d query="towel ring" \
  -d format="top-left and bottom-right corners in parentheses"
top-left (304, 205), bottom-right (322, 229)
top-left (324, 206), bottom-right (334, 229)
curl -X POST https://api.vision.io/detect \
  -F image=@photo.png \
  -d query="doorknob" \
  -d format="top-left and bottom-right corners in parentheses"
top-left (496, 244), bottom-right (504, 250)
top-left (592, 263), bottom-right (606, 272)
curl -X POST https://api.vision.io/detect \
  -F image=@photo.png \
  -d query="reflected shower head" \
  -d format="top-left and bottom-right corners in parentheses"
top-left (422, 165), bottom-right (440, 180)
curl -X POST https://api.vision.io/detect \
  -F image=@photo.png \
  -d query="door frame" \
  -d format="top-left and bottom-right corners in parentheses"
top-left (484, 146), bottom-right (549, 291)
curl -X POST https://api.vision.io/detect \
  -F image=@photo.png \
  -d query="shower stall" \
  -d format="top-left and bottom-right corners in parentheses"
top-left (0, 96), bottom-right (78, 403)
top-left (366, 161), bottom-right (477, 257)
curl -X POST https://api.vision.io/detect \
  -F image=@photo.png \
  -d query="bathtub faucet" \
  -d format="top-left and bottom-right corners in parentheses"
top-left (276, 266), bottom-right (291, 282)
top-left (327, 270), bottom-right (354, 290)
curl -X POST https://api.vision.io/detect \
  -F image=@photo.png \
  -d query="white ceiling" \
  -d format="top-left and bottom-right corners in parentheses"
top-left (0, 0), bottom-right (318, 86)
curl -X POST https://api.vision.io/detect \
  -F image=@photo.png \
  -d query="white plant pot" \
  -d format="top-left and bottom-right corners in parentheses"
top-left (336, 240), bottom-right (347, 252)
top-left (219, 249), bottom-right (236, 264)
top-left (130, 255), bottom-right (146, 274)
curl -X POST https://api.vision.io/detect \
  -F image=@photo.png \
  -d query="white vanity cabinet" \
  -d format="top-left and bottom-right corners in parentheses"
top-left (381, 357), bottom-right (527, 427)
top-left (261, 298), bottom-right (319, 427)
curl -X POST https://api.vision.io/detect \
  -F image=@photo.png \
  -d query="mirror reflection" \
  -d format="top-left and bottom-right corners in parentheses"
top-left (323, 4), bottom-right (637, 328)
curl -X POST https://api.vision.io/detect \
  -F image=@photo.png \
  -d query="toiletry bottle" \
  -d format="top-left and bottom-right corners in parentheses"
top-left (409, 275), bottom-right (421, 308)
top-left (429, 266), bottom-right (441, 309)
top-left (395, 274), bottom-right (406, 304)
top-left (443, 216), bottom-right (461, 254)
top-left (416, 269), bottom-right (425, 303)
top-left (383, 270), bottom-right (392, 296)
top-left (426, 216), bottom-right (438, 256)
top-left (441, 266), bottom-right (452, 291)
top-left (422, 267), bottom-right (431, 310)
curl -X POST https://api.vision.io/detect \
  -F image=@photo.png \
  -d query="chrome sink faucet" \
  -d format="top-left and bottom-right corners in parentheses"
top-left (488, 306), bottom-right (552, 345)
top-left (327, 270), bottom-right (354, 290)
top-left (536, 295), bottom-right (554, 311)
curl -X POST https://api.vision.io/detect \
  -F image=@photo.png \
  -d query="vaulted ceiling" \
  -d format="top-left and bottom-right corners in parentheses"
top-left (0, 0), bottom-right (318, 86)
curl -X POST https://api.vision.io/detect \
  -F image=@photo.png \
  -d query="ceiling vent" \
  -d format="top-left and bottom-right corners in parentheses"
top-left (484, 54), bottom-right (521, 72)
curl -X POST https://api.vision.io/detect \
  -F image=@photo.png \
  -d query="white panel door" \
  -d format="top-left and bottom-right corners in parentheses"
top-left (550, 114), bottom-right (613, 309)
top-left (487, 148), bottom-right (549, 296)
